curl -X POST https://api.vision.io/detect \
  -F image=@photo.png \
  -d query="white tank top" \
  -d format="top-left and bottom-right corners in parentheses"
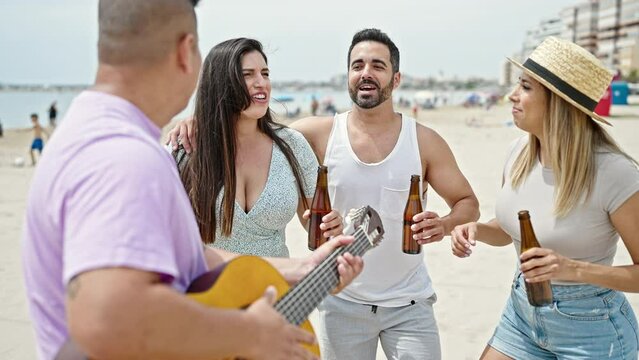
top-left (325, 111), bottom-right (434, 306)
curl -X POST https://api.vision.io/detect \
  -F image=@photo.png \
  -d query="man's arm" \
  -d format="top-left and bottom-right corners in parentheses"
top-left (165, 115), bottom-right (334, 162)
top-left (411, 125), bottom-right (480, 242)
top-left (289, 116), bottom-right (333, 164)
top-left (67, 268), bottom-right (316, 360)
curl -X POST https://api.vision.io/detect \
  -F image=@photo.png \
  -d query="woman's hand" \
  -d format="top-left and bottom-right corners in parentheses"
top-left (450, 222), bottom-right (477, 258)
top-left (302, 209), bottom-right (344, 238)
top-left (320, 210), bottom-right (344, 237)
top-left (520, 248), bottom-right (576, 283)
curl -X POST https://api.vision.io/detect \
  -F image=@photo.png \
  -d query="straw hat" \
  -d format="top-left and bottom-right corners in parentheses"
top-left (508, 36), bottom-right (613, 125)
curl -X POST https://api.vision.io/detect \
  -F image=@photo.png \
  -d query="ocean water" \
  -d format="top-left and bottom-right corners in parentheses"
top-left (0, 91), bottom-right (79, 129)
top-left (0, 88), bottom-right (474, 130)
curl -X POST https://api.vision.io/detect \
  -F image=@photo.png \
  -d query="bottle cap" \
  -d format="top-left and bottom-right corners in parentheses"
top-left (518, 210), bottom-right (530, 220)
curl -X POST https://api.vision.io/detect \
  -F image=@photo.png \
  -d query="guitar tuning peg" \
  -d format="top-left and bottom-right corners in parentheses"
top-left (343, 214), bottom-right (356, 235)
top-left (370, 229), bottom-right (382, 246)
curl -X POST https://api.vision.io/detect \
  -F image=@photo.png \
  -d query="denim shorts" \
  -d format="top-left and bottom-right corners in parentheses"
top-left (489, 272), bottom-right (639, 359)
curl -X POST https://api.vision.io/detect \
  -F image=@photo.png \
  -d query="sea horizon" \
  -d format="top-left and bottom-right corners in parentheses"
top-left (0, 87), bottom-right (500, 130)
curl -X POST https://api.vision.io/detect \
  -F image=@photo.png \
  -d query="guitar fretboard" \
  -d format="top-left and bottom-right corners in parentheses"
top-left (274, 228), bottom-right (377, 325)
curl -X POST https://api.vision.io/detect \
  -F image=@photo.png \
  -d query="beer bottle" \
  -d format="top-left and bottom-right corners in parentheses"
top-left (402, 175), bottom-right (423, 254)
top-left (308, 165), bottom-right (332, 250)
top-left (518, 210), bottom-right (553, 307)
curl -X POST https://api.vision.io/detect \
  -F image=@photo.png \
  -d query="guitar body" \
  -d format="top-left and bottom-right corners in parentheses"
top-left (186, 256), bottom-right (320, 357)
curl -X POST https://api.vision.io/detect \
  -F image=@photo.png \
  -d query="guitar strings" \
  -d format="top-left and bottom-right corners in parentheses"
top-left (276, 230), bottom-right (374, 324)
top-left (277, 234), bottom-right (369, 324)
top-left (276, 208), bottom-right (382, 323)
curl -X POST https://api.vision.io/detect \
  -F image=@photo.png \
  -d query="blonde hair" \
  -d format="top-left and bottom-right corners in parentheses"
top-left (511, 91), bottom-right (636, 217)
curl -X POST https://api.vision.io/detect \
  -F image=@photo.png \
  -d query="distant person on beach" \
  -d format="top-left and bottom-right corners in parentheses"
top-left (311, 96), bottom-right (319, 116)
top-left (22, 1), bottom-right (362, 359)
top-left (168, 37), bottom-right (343, 257)
top-left (324, 100), bottom-right (337, 115)
top-left (48, 101), bottom-right (58, 128)
top-left (169, 27), bottom-right (479, 360)
top-left (451, 37), bottom-right (639, 359)
top-left (0, 117), bottom-right (3, 137)
top-left (29, 113), bottom-right (48, 166)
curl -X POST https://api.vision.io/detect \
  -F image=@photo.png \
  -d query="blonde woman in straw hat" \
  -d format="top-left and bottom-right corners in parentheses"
top-left (451, 37), bottom-right (639, 359)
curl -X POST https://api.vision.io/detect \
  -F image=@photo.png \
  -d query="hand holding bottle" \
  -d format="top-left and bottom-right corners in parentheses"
top-left (410, 211), bottom-right (445, 245)
top-left (303, 209), bottom-right (343, 238)
top-left (520, 247), bottom-right (575, 284)
top-left (518, 210), bottom-right (553, 307)
top-left (308, 165), bottom-right (334, 250)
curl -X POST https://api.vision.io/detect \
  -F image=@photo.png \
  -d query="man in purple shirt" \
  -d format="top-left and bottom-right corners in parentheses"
top-left (22, 1), bottom-right (362, 359)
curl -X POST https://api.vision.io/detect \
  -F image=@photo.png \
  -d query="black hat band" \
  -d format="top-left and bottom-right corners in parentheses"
top-left (523, 58), bottom-right (598, 111)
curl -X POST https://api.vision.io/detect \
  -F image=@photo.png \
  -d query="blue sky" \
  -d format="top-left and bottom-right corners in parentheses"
top-left (0, 0), bottom-right (577, 84)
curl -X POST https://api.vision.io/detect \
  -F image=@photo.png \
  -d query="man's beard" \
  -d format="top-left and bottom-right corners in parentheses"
top-left (348, 78), bottom-right (394, 109)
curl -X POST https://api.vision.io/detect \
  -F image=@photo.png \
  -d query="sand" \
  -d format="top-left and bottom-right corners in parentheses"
top-left (1, 102), bottom-right (638, 359)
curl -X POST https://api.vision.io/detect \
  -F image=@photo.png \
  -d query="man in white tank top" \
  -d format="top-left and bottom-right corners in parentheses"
top-left (291, 29), bottom-right (480, 360)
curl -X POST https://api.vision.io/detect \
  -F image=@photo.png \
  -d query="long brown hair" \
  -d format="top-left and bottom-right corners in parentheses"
top-left (180, 38), bottom-right (308, 244)
top-left (511, 91), bottom-right (637, 216)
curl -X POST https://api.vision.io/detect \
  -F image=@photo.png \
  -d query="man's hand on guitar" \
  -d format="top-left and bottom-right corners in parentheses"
top-left (245, 286), bottom-right (319, 360)
top-left (307, 235), bottom-right (364, 294)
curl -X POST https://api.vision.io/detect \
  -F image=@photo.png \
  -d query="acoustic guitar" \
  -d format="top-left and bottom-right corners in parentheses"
top-left (56, 205), bottom-right (384, 359)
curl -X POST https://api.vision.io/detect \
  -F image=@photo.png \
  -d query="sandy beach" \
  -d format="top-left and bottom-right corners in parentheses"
top-left (1, 102), bottom-right (638, 359)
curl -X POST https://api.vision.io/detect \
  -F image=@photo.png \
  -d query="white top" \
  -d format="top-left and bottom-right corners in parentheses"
top-left (324, 111), bottom-right (434, 306)
top-left (496, 136), bottom-right (639, 284)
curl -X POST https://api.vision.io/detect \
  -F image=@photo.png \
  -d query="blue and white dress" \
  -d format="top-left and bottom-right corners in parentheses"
top-left (210, 127), bottom-right (318, 257)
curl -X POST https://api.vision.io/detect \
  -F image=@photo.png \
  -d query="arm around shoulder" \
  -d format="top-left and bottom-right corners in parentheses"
top-left (290, 116), bottom-right (333, 163)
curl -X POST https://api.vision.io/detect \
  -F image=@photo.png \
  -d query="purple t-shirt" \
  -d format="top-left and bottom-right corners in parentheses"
top-left (22, 91), bottom-right (208, 360)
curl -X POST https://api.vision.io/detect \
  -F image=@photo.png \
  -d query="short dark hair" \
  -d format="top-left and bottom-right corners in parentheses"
top-left (348, 28), bottom-right (400, 73)
top-left (30, 113), bottom-right (38, 119)
top-left (98, 0), bottom-right (197, 65)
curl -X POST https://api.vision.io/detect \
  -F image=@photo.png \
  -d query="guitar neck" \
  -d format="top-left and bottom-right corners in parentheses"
top-left (274, 229), bottom-right (372, 325)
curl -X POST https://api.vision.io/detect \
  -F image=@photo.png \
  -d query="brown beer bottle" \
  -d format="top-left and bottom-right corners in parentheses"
top-left (402, 175), bottom-right (423, 254)
top-left (518, 210), bottom-right (553, 307)
top-left (308, 165), bottom-right (332, 250)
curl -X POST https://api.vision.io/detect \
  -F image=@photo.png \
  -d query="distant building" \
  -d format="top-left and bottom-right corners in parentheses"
top-left (499, 59), bottom-right (513, 87)
top-left (500, 53), bottom-right (527, 88)
top-left (590, 0), bottom-right (639, 77)
top-left (612, 0), bottom-right (639, 76)
top-left (509, 0), bottom-right (639, 80)
top-left (597, 0), bottom-right (620, 68)
top-left (560, 1), bottom-right (599, 52)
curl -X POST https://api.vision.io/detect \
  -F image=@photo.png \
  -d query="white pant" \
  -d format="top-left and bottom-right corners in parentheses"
top-left (317, 294), bottom-right (441, 360)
